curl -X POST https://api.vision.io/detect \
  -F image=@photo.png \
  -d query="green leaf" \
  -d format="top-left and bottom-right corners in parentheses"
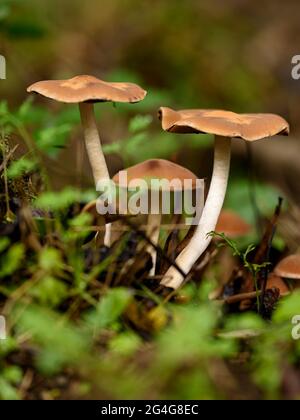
top-left (273, 291), bottom-right (300, 323)
top-left (128, 115), bottom-right (153, 133)
top-left (15, 305), bottom-right (90, 375)
top-left (35, 124), bottom-right (72, 157)
top-left (224, 313), bottom-right (265, 333)
top-left (29, 276), bottom-right (68, 308)
top-left (0, 243), bottom-right (25, 277)
top-left (86, 288), bottom-right (132, 332)
top-left (102, 142), bottom-right (121, 155)
top-left (0, 336), bottom-right (18, 357)
top-left (0, 237), bottom-right (10, 253)
top-left (109, 332), bottom-right (142, 356)
top-left (7, 156), bottom-right (37, 179)
top-left (35, 187), bottom-right (80, 212)
top-left (39, 248), bottom-right (63, 272)
top-left (3, 366), bottom-right (23, 385)
top-left (0, 378), bottom-right (20, 400)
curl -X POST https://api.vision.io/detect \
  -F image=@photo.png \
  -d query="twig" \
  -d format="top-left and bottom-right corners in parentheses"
top-left (260, 197), bottom-right (283, 313)
top-left (218, 290), bottom-right (262, 305)
top-left (0, 144), bottom-right (18, 173)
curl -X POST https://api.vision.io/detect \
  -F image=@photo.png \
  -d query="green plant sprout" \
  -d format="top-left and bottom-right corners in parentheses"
top-left (209, 231), bottom-right (270, 311)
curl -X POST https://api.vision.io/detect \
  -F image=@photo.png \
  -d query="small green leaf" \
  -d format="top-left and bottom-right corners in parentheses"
top-left (39, 248), bottom-right (63, 272)
top-left (0, 243), bottom-right (25, 277)
top-left (7, 156), bottom-right (37, 179)
top-left (86, 288), bottom-right (132, 332)
top-left (129, 115), bottom-right (153, 133)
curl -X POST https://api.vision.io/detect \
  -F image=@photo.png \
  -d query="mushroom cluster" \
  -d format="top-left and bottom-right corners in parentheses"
top-left (27, 74), bottom-right (290, 290)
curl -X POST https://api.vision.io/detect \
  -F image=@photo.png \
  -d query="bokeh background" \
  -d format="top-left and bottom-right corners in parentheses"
top-left (2, 0), bottom-right (300, 214)
top-left (2, 0), bottom-right (300, 401)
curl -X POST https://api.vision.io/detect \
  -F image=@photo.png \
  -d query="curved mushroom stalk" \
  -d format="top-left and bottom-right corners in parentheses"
top-left (146, 213), bottom-right (162, 276)
top-left (160, 136), bottom-right (231, 289)
top-left (79, 102), bottom-right (111, 246)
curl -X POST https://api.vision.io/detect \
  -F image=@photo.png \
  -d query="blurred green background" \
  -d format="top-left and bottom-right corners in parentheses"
top-left (2, 1), bottom-right (300, 400)
top-left (1, 0), bottom-right (300, 209)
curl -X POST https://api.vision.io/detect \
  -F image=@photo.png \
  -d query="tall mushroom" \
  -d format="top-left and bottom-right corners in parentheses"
top-left (159, 107), bottom-right (289, 289)
top-left (27, 75), bottom-right (147, 245)
top-left (112, 159), bottom-right (200, 276)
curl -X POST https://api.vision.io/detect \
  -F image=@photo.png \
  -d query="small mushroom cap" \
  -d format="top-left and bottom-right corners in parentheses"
top-left (215, 210), bottom-right (252, 238)
top-left (266, 273), bottom-right (290, 296)
top-left (27, 75), bottom-right (147, 104)
top-left (159, 107), bottom-right (289, 141)
top-left (112, 159), bottom-right (198, 191)
top-left (274, 255), bottom-right (300, 280)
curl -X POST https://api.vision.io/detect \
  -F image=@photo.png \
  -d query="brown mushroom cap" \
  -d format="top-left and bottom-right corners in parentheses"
top-left (274, 255), bottom-right (300, 280)
top-left (27, 75), bottom-right (147, 104)
top-left (266, 273), bottom-right (290, 296)
top-left (159, 107), bottom-right (289, 141)
top-left (215, 210), bottom-right (252, 238)
top-left (112, 159), bottom-right (198, 191)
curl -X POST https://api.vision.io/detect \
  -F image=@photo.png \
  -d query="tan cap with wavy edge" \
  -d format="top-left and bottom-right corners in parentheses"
top-left (27, 75), bottom-right (147, 104)
top-left (159, 107), bottom-right (289, 141)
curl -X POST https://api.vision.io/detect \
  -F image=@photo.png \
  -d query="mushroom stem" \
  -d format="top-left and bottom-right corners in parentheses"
top-left (79, 102), bottom-right (110, 185)
top-left (146, 213), bottom-right (162, 276)
top-left (79, 102), bottom-right (111, 246)
top-left (160, 136), bottom-right (231, 289)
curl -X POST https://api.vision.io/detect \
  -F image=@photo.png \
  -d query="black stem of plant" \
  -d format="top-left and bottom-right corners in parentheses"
top-left (124, 219), bottom-right (186, 278)
top-left (259, 197), bottom-right (283, 315)
top-left (246, 143), bottom-right (263, 238)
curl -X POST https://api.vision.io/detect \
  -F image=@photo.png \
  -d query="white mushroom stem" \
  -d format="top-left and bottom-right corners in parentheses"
top-left (146, 213), bottom-right (162, 276)
top-left (79, 102), bottom-right (111, 246)
top-left (160, 136), bottom-right (231, 289)
top-left (79, 102), bottom-right (110, 184)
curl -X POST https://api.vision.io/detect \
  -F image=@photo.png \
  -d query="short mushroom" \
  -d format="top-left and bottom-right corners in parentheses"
top-left (112, 159), bottom-right (200, 276)
top-left (27, 75), bottom-right (147, 245)
top-left (266, 273), bottom-right (290, 297)
top-left (215, 209), bottom-right (252, 238)
top-left (274, 255), bottom-right (300, 286)
top-left (159, 107), bottom-right (289, 289)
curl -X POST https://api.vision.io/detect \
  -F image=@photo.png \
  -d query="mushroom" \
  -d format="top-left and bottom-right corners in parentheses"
top-left (215, 209), bottom-right (252, 238)
top-left (266, 273), bottom-right (290, 297)
top-left (159, 107), bottom-right (289, 289)
top-left (27, 75), bottom-right (147, 245)
top-left (27, 75), bottom-right (146, 186)
top-left (274, 255), bottom-right (300, 287)
top-left (112, 159), bottom-right (200, 276)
